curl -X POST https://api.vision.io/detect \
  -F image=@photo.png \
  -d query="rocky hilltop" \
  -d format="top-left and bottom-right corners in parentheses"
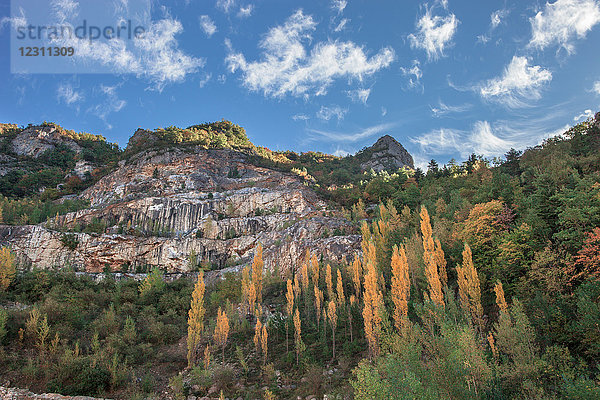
top-left (357, 134), bottom-right (414, 172)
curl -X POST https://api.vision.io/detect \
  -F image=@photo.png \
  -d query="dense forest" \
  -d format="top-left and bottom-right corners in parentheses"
top-left (0, 116), bottom-right (599, 399)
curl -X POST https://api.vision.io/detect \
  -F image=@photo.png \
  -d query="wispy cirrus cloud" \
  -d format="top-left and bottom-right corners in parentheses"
top-left (400, 60), bottom-right (423, 90)
top-left (88, 84), bottom-right (127, 129)
top-left (593, 81), bottom-right (600, 94)
top-left (225, 10), bottom-right (395, 98)
top-left (331, 0), bottom-right (347, 14)
top-left (529, 0), bottom-right (600, 54)
top-left (56, 82), bottom-right (84, 106)
top-left (408, 5), bottom-right (459, 61)
top-left (217, 0), bottom-right (236, 13)
top-left (307, 122), bottom-right (396, 143)
top-left (478, 56), bottom-right (552, 107)
top-left (347, 88), bottom-right (371, 104)
top-left (430, 101), bottom-right (471, 117)
top-left (316, 105), bottom-right (347, 122)
top-left (199, 15), bottom-right (217, 37)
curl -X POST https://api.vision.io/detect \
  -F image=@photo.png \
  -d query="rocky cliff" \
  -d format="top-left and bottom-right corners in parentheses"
top-left (0, 143), bottom-right (360, 275)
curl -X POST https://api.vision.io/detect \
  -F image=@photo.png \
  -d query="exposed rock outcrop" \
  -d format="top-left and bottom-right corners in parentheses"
top-left (0, 386), bottom-right (109, 400)
top-left (0, 146), bottom-right (360, 275)
top-left (10, 125), bottom-right (82, 158)
top-left (359, 134), bottom-right (414, 172)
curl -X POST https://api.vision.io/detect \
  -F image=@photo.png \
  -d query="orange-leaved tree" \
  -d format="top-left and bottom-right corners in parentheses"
top-left (457, 244), bottom-right (484, 332)
top-left (187, 270), bottom-right (205, 368)
top-left (214, 307), bottom-right (229, 365)
top-left (391, 244), bottom-right (410, 332)
top-left (420, 206), bottom-right (444, 307)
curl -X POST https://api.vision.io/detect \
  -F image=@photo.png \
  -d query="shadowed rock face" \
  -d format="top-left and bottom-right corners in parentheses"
top-left (10, 125), bottom-right (82, 158)
top-left (0, 146), bottom-right (360, 275)
top-left (359, 135), bottom-right (414, 172)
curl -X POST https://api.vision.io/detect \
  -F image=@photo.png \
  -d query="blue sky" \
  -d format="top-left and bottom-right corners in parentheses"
top-left (1, 0), bottom-right (600, 168)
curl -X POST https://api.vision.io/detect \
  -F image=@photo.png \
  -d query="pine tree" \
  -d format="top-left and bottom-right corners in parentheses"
top-left (420, 206), bottom-right (444, 307)
top-left (349, 294), bottom-right (356, 342)
top-left (293, 308), bottom-right (303, 365)
top-left (325, 264), bottom-right (334, 301)
top-left (139, 267), bottom-right (165, 296)
top-left (214, 307), bottom-right (229, 365)
top-left (187, 270), bottom-right (206, 367)
top-left (286, 279), bottom-right (294, 354)
top-left (252, 244), bottom-right (264, 304)
top-left (391, 244), bottom-right (410, 332)
top-left (327, 300), bottom-right (337, 359)
top-left (0, 247), bottom-right (16, 291)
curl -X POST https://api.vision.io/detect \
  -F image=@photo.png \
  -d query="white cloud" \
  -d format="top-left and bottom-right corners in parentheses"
top-left (199, 73), bottom-right (212, 88)
top-left (430, 101), bottom-right (471, 117)
top-left (199, 15), bottom-right (217, 37)
top-left (89, 85), bottom-right (127, 129)
top-left (593, 81), bottom-right (600, 94)
top-left (479, 56), bottom-right (552, 107)
top-left (225, 10), bottom-right (395, 98)
top-left (334, 18), bottom-right (349, 32)
top-left (381, 107), bottom-right (387, 116)
top-left (332, 0), bottom-right (347, 14)
top-left (408, 6), bottom-right (459, 61)
top-left (347, 88), bottom-right (370, 104)
top-left (56, 83), bottom-right (83, 105)
top-left (308, 122), bottom-right (396, 143)
top-left (400, 60), bottom-right (423, 89)
top-left (237, 5), bottom-right (253, 18)
top-left (292, 114), bottom-right (310, 121)
top-left (0, 7), bottom-right (27, 30)
top-left (217, 0), bottom-right (236, 13)
top-left (574, 109), bottom-right (594, 121)
top-left (529, 0), bottom-right (600, 54)
top-left (491, 9), bottom-right (509, 29)
top-left (49, 1), bottom-right (204, 91)
top-left (317, 105), bottom-right (348, 122)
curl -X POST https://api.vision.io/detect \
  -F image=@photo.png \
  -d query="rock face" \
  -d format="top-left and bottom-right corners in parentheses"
top-left (0, 386), bottom-right (108, 400)
top-left (10, 125), bottom-right (82, 158)
top-left (359, 135), bottom-right (414, 172)
top-left (0, 146), bottom-right (361, 275)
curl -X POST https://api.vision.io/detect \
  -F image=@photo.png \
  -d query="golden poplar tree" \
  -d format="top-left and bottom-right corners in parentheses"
top-left (350, 257), bottom-right (361, 299)
top-left (286, 279), bottom-right (294, 353)
top-left (327, 300), bottom-right (337, 359)
top-left (457, 244), bottom-right (484, 331)
top-left (261, 324), bottom-right (268, 365)
top-left (391, 244), bottom-right (410, 332)
top-left (187, 270), bottom-right (206, 367)
top-left (203, 345), bottom-right (211, 369)
top-left (434, 238), bottom-right (448, 290)
top-left (0, 247), bottom-right (16, 291)
top-left (325, 264), bottom-right (333, 301)
top-left (314, 285), bottom-right (323, 329)
top-left (254, 319), bottom-right (263, 354)
top-left (252, 244), bottom-right (264, 304)
top-left (300, 260), bottom-right (309, 294)
top-left (494, 280), bottom-right (508, 313)
top-left (362, 240), bottom-right (382, 358)
top-left (420, 206), bottom-right (444, 307)
top-left (293, 274), bottom-right (301, 300)
top-left (293, 308), bottom-right (303, 365)
top-left (348, 294), bottom-right (356, 342)
top-left (310, 254), bottom-right (320, 289)
top-left (214, 307), bottom-right (229, 365)
top-left (336, 269), bottom-right (345, 306)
